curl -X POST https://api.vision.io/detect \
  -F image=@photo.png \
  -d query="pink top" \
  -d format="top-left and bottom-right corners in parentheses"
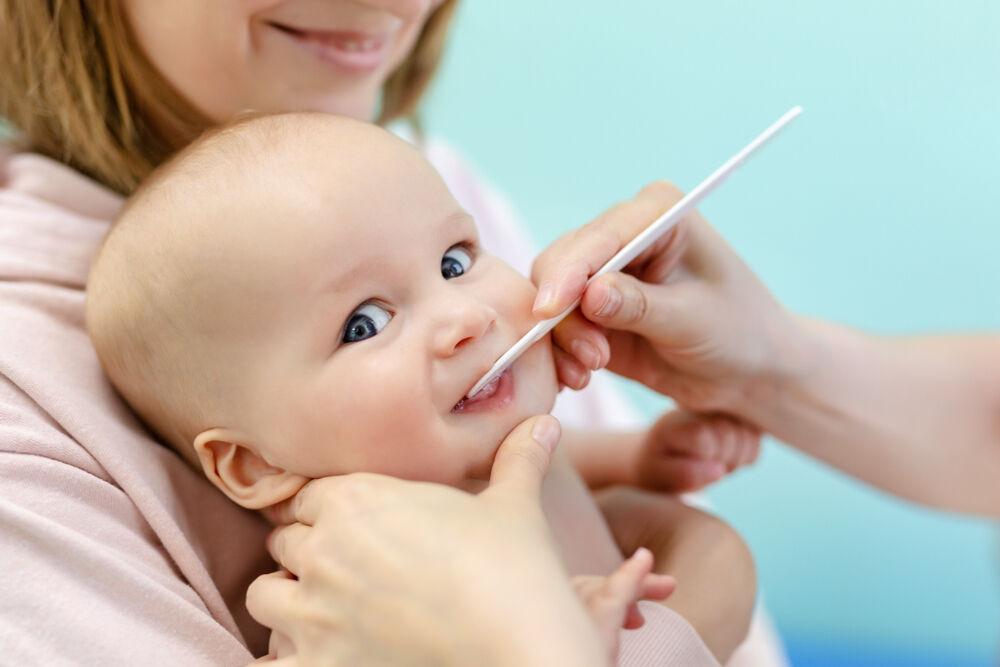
top-left (0, 142), bottom-right (719, 666)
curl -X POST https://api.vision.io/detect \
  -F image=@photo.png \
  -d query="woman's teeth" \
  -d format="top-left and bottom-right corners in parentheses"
top-left (270, 23), bottom-right (383, 53)
top-left (335, 39), bottom-right (379, 52)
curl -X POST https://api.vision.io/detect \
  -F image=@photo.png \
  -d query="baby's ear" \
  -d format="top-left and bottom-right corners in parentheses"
top-left (193, 428), bottom-right (308, 510)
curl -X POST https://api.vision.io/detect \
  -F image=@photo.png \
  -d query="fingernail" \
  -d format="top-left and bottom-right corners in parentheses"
top-left (569, 338), bottom-right (601, 370)
top-left (594, 284), bottom-right (622, 318)
top-left (533, 282), bottom-right (555, 313)
top-left (531, 417), bottom-right (560, 454)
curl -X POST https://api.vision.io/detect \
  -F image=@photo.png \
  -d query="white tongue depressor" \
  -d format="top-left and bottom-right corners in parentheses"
top-left (466, 105), bottom-right (803, 399)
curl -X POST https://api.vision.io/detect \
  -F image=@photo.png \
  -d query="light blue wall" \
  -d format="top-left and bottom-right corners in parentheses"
top-left (424, 1), bottom-right (1000, 663)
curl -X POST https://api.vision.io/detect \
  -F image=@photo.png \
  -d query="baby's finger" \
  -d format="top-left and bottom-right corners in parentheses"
top-left (640, 573), bottom-right (676, 601)
top-left (639, 456), bottom-right (726, 492)
top-left (623, 602), bottom-right (645, 630)
top-left (604, 547), bottom-right (654, 602)
top-left (648, 410), bottom-right (717, 460)
top-left (715, 421), bottom-right (742, 470)
top-left (722, 421), bottom-right (760, 470)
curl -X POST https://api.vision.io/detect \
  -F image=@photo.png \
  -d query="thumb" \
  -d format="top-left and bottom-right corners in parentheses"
top-left (486, 415), bottom-right (561, 499)
top-left (580, 271), bottom-right (699, 344)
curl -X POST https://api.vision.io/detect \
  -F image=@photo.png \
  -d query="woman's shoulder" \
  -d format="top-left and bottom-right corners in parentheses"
top-left (0, 297), bottom-right (271, 657)
top-left (0, 147), bottom-right (271, 657)
top-left (0, 147), bottom-right (121, 289)
top-left (1, 146), bottom-right (122, 220)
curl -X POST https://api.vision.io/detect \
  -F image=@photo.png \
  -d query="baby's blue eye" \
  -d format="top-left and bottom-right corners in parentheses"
top-left (441, 246), bottom-right (473, 279)
top-left (342, 304), bottom-right (392, 344)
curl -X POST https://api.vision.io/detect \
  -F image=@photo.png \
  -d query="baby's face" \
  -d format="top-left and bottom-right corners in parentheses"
top-left (206, 125), bottom-right (557, 486)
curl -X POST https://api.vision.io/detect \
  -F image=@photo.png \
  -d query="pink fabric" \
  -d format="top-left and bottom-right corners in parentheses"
top-left (0, 149), bottom-right (272, 664)
top-left (618, 602), bottom-right (720, 666)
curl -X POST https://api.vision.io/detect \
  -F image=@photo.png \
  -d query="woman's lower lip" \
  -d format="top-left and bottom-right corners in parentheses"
top-left (269, 24), bottom-right (389, 74)
top-left (452, 370), bottom-right (514, 414)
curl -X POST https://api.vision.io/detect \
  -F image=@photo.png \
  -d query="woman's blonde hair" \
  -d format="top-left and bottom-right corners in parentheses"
top-left (0, 0), bottom-right (458, 194)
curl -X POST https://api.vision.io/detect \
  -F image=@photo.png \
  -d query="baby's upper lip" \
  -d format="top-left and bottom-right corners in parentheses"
top-left (452, 356), bottom-right (507, 409)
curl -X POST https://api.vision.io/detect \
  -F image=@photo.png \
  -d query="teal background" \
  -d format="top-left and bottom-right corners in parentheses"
top-left (423, 1), bottom-right (1000, 665)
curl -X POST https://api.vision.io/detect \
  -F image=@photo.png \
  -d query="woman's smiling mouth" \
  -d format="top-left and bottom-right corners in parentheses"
top-left (452, 369), bottom-right (514, 414)
top-left (268, 23), bottom-right (390, 73)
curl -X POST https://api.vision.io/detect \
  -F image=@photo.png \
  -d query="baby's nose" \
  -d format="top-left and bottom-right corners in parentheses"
top-left (431, 297), bottom-right (497, 357)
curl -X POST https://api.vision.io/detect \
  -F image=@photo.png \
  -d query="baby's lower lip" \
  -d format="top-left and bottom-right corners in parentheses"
top-left (269, 23), bottom-right (389, 73)
top-left (452, 370), bottom-right (514, 414)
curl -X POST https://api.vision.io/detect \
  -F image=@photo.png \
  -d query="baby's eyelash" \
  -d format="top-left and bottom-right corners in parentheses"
top-left (442, 243), bottom-right (476, 280)
top-left (339, 301), bottom-right (393, 346)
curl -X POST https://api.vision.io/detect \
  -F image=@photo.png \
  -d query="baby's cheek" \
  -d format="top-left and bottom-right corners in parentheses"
top-left (503, 274), bottom-right (540, 328)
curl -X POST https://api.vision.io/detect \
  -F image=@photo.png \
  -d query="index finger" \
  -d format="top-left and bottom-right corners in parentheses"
top-left (269, 472), bottom-right (385, 525)
top-left (531, 181), bottom-right (684, 318)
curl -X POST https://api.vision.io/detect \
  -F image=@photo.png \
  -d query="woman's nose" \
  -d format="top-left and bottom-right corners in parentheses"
top-left (431, 296), bottom-right (497, 358)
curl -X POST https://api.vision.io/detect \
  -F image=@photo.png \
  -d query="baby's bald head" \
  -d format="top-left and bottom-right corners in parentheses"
top-left (86, 112), bottom-right (409, 462)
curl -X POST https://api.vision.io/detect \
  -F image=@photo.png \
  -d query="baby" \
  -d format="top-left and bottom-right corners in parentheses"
top-left (86, 113), bottom-right (755, 662)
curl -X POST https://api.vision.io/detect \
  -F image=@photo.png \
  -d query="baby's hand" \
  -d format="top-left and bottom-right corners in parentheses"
top-left (572, 547), bottom-right (675, 662)
top-left (634, 410), bottom-right (761, 492)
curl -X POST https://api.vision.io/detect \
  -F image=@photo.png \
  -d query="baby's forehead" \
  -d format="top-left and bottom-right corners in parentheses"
top-left (121, 113), bottom-right (464, 280)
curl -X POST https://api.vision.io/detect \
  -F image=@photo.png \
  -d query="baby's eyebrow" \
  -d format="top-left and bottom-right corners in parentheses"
top-left (438, 209), bottom-right (478, 241)
top-left (313, 257), bottom-right (367, 297)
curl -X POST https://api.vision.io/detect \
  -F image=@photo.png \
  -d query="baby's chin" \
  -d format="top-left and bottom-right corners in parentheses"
top-left (453, 403), bottom-right (553, 487)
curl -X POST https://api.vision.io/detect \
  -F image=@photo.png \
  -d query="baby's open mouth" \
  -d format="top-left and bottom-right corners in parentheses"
top-left (452, 370), bottom-right (509, 413)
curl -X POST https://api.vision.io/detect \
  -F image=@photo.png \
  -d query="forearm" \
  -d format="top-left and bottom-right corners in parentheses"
top-left (646, 506), bottom-right (755, 665)
top-left (597, 489), bottom-right (755, 663)
top-left (742, 318), bottom-right (1000, 515)
top-left (563, 428), bottom-right (643, 489)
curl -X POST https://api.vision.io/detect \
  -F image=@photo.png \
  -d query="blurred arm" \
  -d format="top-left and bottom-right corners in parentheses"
top-left (742, 321), bottom-right (1000, 515)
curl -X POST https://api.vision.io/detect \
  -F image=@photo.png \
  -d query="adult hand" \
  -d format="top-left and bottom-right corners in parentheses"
top-left (246, 415), bottom-right (608, 667)
top-left (531, 181), bottom-right (802, 417)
